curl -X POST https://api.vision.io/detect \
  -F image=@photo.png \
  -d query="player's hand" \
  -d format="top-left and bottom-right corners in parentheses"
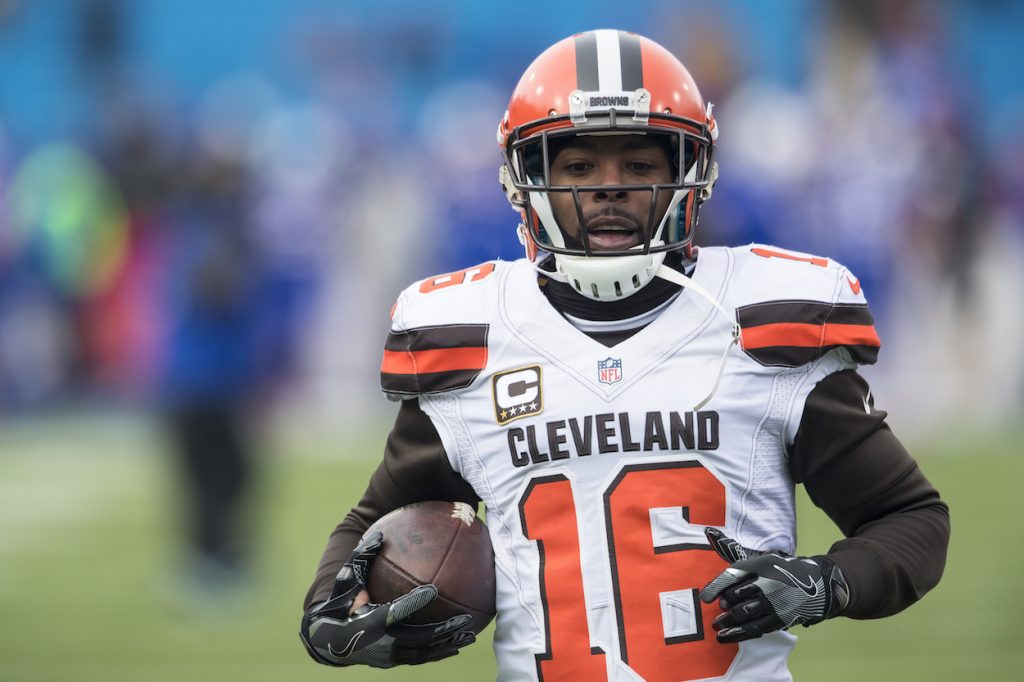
top-left (698, 527), bottom-right (850, 643)
top-left (299, 531), bottom-right (476, 667)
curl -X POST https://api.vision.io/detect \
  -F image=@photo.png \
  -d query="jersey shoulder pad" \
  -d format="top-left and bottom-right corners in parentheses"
top-left (728, 244), bottom-right (880, 368)
top-left (381, 261), bottom-right (503, 397)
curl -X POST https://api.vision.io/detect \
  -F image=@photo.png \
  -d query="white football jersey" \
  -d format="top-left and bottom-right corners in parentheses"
top-left (381, 245), bottom-right (879, 682)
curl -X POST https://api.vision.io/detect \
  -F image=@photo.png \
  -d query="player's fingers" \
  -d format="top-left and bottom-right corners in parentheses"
top-left (393, 631), bottom-right (475, 665)
top-left (353, 530), bottom-right (385, 560)
top-left (722, 580), bottom-right (763, 604)
top-left (389, 613), bottom-right (474, 642)
top-left (715, 624), bottom-right (756, 644)
top-left (431, 631), bottom-right (476, 652)
top-left (712, 610), bottom-right (735, 631)
top-left (713, 599), bottom-right (772, 630)
top-left (387, 584), bottom-right (438, 625)
top-left (700, 567), bottom-right (752, 603)
top-left (432, 643), bottom-right (470, 658)
top-left (335, 530), bottom-right (385, 597)
top-left (433, 613), bottom-right (474, 635)
top-left (396, 646), bottom-right (461, 665)
top-left (327, 565), bottom-right (363, 603)
top-left (716, 614), bottom-right (784, 643)
top-left (349, 588), bottom-right (371, 614)
top-left (704, 527), bottom-right (748, 563)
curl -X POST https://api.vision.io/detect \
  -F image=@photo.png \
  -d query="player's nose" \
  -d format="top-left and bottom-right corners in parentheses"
top-left (595, 162), bottom-right (625, 185)
top-left (592, 163), bottom-right (628, 201)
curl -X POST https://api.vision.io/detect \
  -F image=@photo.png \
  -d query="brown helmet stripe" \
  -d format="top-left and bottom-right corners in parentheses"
top-left (617, 31), bottom-right (643, 91)
top-left (574, 31), bottom-right (600, 91)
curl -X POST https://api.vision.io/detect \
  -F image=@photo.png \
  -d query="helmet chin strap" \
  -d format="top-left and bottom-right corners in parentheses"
top-left (653, 262), bottom-right (729, 318)
top-left (654, 262), bottom-right (741, 410)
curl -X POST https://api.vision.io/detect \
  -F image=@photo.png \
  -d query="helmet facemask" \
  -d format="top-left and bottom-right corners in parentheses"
top-left (501, 112), bottom-right (717, 300)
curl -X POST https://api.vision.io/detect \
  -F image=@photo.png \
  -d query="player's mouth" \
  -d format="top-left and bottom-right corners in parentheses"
top-left (584, 216), bottom-right (643, 251)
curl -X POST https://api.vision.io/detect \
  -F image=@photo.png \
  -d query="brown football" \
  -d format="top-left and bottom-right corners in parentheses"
top-left (364, 500), bottom-right (496, 634)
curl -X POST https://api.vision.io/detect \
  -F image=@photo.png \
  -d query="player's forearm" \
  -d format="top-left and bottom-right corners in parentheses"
top-left (304, 399), bottom-right (479, 610)
top-left (803, 428), bottom-right (950, 618)
top-left (791, 369), bottom-right (950, 619)
top-left (304, 457), bottom-right (436, 609)
top-left (304, 521), bottom-right (364, 609)
top-left (304, 467), bottom-right (396, 608)
top-left (826, 487), bottom-right (949, 619)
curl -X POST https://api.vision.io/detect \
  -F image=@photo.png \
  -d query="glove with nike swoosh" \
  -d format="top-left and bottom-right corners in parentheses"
top-left (300, 531), bottom-right (476, 668)
top-left (699, 527), bottom-right (850, 644)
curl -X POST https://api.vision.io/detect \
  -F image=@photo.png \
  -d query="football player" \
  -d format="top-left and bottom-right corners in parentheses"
top-left (301, 30), bottom-right (949, 680)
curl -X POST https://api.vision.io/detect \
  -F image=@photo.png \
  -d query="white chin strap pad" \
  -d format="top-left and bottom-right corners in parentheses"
top-left (549, 251), bottom-right (667, 302)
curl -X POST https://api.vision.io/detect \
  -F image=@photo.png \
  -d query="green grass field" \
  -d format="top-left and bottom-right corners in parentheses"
top-left (0, 414), bottom-right (1019, 681)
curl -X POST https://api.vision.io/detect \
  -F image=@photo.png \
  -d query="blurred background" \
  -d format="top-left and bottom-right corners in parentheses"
top-left (0, 0), bottom-right (1021, 680)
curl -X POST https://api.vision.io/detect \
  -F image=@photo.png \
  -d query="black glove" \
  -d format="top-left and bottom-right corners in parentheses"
top-left (698, 527), bottom-right (850, 644)
top-left (300, 531), bottom-right (476, 668)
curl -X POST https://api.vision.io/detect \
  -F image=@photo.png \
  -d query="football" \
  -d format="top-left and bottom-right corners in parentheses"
top-left (364, 500), bottom-right (497, 634)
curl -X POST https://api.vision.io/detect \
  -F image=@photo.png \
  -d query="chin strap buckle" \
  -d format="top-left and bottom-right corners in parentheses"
top-left (569, 90), bottom-right (588, 126)
top-left (632, 88), bottom-right (651, 123)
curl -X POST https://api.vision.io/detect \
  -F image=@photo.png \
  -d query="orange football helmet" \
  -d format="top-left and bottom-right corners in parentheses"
top-left (498, 30), bottom-right (718, 300)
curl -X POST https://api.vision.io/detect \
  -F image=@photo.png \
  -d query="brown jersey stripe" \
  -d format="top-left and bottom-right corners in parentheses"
top-left (736, 300), bottom-right (874, 328)
top-left (384, 324), bottom-right (488, 352)
top-left (738, 300), bottom-right (831, 327)
top-left (381, 324), bottom-right (489, 395)
top-left (737, 301), bottom-right (879, 367)
top-left (825, 304), bottom-right (876, 326)
top-left (381, 368), bottom-right (483, 395)
top-left (381, 347), bottom-right (488, 376)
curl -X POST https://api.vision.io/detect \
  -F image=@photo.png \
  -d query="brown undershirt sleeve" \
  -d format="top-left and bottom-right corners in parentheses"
top-left (303, 398), bottom-right (479, 609)
top-left (790, 369), bottom-right (950, 620)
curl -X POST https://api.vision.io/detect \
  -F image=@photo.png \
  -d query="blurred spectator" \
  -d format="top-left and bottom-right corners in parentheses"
top-left (159, 151), bottom-right (264, 601)
top-left (0, 0), bottom-right (1021, 459)
top-left (800, 0), bottom-right (993, 432)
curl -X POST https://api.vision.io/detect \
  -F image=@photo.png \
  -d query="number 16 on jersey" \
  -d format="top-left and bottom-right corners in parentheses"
top-left (518, 461), bottom-right (738, 682)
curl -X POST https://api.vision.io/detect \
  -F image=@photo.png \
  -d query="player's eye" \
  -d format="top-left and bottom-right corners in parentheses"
top-left (627, 160), bottom-right (659, 174)
top-left (560, 160), bottom-right (594, 174)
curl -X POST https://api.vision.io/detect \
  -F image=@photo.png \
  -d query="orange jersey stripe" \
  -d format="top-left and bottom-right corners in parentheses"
top-left (742, 322), bottom-right (880, 350)
top-left (381, 346), bottom-right (488, 376)
top-left (823, 322), bottom-right (881, 348)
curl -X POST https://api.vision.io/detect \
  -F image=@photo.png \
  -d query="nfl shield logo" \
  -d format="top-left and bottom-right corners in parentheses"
top-left (597, 357), bottom-right (623, 385)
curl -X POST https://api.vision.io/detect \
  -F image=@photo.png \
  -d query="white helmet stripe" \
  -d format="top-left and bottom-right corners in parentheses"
top-left (595, 29), bottom-right (623, 91)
